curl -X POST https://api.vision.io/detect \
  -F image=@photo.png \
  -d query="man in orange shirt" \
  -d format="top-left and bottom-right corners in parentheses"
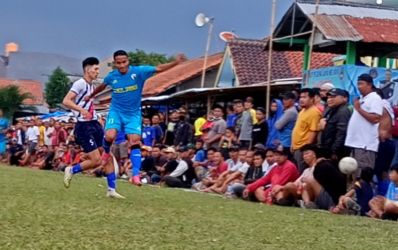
top-left (291, 88), bottom-right (322, 173)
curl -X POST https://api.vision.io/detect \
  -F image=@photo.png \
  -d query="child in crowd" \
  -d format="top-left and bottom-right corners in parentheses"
top-left (219, 127), bottom-right (237, 160)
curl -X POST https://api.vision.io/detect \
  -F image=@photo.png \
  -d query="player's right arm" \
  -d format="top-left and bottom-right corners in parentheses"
top-left (63, 91), bottom-right (91, 120)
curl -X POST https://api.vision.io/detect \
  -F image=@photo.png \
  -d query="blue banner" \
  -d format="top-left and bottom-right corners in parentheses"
top-left (304, 65), bottom-right (398, 105)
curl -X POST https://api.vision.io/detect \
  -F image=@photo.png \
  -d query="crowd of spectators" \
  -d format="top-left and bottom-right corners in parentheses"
top-left (1, 73), bottom-right (398, 220)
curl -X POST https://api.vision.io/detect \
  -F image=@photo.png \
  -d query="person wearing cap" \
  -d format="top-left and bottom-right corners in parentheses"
top-left (345, 73), bottom-right (383, 176)
top-left (163, 146), bottom-right (195, 188)
top-left (275, 92), bottom-right (298, 150)
top-left (157, 147), bottom-right (178, 178)
top-left (243, 147), bottom-right (299, 205)
top-left (319, 88), bottom-right (351, 161)
top-left (291, 88), bottom-right (322, 173)
top-left (319, 82), bottom-right (335, 102)
top-left (140, 145), bottom-right (155, 183)
top-left (251, 107), bottom-right (268, 147)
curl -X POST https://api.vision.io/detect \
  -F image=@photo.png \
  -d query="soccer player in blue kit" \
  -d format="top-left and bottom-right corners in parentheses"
top-left (63, 57), bottom-right (124, 198)
top-left (89, 50), bottom-right (185, 186)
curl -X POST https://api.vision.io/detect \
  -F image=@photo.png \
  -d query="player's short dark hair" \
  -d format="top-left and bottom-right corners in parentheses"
top-left (300, 88), bottom-right (316, 98)
top-left (82, 57), bottom-right (99, 69)
top-left (113, 50), bottom-right (128, 59)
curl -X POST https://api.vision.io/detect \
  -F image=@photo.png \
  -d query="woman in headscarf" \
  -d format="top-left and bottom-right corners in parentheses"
top-left (266, 99), bottom-right (283, 149)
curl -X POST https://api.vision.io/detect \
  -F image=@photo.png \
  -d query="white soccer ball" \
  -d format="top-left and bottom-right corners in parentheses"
top-left (338, 157), bottom-right (358, 174)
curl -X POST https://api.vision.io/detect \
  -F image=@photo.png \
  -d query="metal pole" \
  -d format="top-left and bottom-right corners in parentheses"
top-left (266, 0), bottom-right (276, 119)
top-left (306, 0), bottom-right (320, 81)
top-left (200, 21), bottom-right (214, 89)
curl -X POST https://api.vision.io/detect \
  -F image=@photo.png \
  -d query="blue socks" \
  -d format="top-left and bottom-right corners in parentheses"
top-left (103, 138), bottom-right (112, 153)
top-left (130, 148), bottom-right (141, 177)
top-left (71, 163), bottom-right (82, 174)
top-left (106, 172), bottom-right (116, 191)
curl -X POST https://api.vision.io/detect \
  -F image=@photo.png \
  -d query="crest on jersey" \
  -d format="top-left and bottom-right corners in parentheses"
top-left (112, 79), bottom-right (118, 84)
top-left (131, 74), bottom-right (137, 80)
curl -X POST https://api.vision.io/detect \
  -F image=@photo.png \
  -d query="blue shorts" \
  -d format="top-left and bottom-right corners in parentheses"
top-left (74, 120), bottom-right (104, 153)
top-left (105, 109), bottom-right (142, 135)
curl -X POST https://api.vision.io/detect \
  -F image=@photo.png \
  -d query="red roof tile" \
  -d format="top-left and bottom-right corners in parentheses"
top-left (345, 16), bottom-right (398, 44)
top-left (228, 39), bottom-right (338, 86)
top-left (0, 78), bottom-right (44, 105)
top-left (143, 53), bottom-right (223, 97)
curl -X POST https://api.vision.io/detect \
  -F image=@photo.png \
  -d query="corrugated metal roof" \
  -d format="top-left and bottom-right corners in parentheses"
top-left (310, 15), bottom-right (363, 41)
top-left (299, 2), bottom-right (398, 20)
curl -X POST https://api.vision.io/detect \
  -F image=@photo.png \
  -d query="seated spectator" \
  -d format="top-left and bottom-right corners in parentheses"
top-left (140, 146), bottom-right (155, 184)
top-left (203, 147), bottom-right (244, 192)
top-left (7, 138), bottom-right (24, 166)
top-left (331, 167), bottom-right (374, 216)
top-left (30, 145), bottom-right (54, 170)
top-left (150, 144), bottom-right (167, 183)
top-left (368, 164), bottom-right (398, 220)
top-left (219, 127), bottom-right (237, 160)
top-left (157, 147), bottom-right (178, 180)
top-left (192, 151), bottom-right (227, 191)
top-left (163, 146), bottom-right (195, 188)
top-left (242, 147), bottom-right (299, 204)
top-left (271, 144), bottom-right (318, 206)
top-left (299, 159), bottom-right (347, 210)
top-left (212, 150), bottom-right (255, 194)
top-left (193, 147), bottom-right (217, 181)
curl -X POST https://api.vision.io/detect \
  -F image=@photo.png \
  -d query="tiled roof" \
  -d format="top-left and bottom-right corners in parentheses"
top-left (228, 39), bottom-right (337, 86)
top-left (0, 78), bottom-right (44, 105)
top-left (142, 53), bottom-right (223, 97)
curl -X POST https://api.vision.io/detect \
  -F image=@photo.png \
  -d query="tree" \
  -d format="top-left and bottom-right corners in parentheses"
top-left (0, 85), bottom-right (36, 119)
top-left (45, 67), bottom-right (70, 109)
top-left (128, 49), bottom-right (174, 66)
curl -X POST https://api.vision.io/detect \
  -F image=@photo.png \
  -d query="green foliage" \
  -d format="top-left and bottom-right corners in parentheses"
top-left (128, 49), bottom-right (173, 66)
top-left (45, 67), bottom-right (70, 108)
top-left (0, 85), bottom-right (36, 118)
top-left (1, 166), bottom-right (398, 249)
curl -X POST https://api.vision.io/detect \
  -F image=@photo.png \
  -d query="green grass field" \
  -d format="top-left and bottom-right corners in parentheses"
top-left (1, 166), bottom-right (397, 250)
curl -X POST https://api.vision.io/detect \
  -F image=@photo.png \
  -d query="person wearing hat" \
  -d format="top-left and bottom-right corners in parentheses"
top-left (319, 88), bottom-right (352, 161)
top-left (275, 92), bottom-right (298, 150)
top-left (345, 73), bottom-right (383, 177)
top-left (319, 82), bottom-right (335, 102)
top-left (242, 147), bottom-right (299, 204)
top-left (163, 146), bottom-right (195, 188)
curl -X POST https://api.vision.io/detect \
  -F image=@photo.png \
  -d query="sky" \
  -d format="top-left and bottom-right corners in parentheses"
top-left (0, 0), bottom-right (294, 60)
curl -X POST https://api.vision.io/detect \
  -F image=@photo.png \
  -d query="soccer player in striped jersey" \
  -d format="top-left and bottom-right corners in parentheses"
top-left (62, 57), bottom-right (124, 198)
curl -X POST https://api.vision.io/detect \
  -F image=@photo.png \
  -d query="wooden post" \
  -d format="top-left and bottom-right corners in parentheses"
top-left (266, 0), bottom-right (276, 119)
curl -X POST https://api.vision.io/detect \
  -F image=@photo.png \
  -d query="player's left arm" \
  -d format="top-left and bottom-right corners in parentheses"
top-left (155, 54), bottom-right (187, 73)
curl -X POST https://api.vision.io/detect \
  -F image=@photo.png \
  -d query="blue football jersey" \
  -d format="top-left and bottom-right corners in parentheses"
top-left (104, 65), bottom-right (156, 113)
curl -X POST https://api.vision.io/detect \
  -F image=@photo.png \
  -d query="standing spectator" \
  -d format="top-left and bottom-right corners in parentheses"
top-left (251, 107), bottom-right (268, 146)
top-left (266, 99), bottom-right (283, 149)
top-left (234, 99), bottom-right (253, 149)
top-left (151, 114), bottom-right (164, 145)
top-left (319, 82), bottom-right (335, 103)
top-left (44, 121), bottom-right (54, 148)
top-left (275, 92), bottom-right (298, 150)
top-left (20, 120), bottom-right (40, 165)
top-left (291, 88), bottom-right (322, 172)
top-left (345, 74), bottom-right (383, 177)
top-left (319, 88), bottom-right (351, 161)
top-left (0, 109), bottom-right (9, 160)
top-left (374, 89), bottom-right (395, 195)
top-left (51, 122), bottom-right (67, 147)
top-left (204, 105), bottom-right (226, 150)
top-left (158, 112), bottom-right (167, 135)
top-left (173, 111), bottom-right (193, 147)
top-left (313, 88), bottom-right (325, 113)
top-left (193, 112), bottom-right (206, 139)
top-left (37, 119), bottom-right (46, 146)
top-left (142, 117), bottom-right (155, 147)
top-left (244, 97), bottom-right (258, 125)
top-left (193, 139), bottom-right (206, 167)
top-left (226, 104), bottom-right (237, 128)
top-left (15, 121), bottom-right (25, 147)
top-left (164, 111), bottom-right (179, 146)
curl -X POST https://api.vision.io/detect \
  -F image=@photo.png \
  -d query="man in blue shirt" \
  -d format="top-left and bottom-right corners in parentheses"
top-left (89, 50), bottom-right (185, 186)
top-left (0, 109), bottom-right (9, 160)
